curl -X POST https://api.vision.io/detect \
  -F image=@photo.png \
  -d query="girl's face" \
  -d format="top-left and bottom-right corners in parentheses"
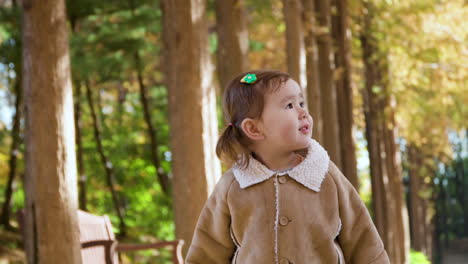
top-left (259, 79), bottom-right (313, 153)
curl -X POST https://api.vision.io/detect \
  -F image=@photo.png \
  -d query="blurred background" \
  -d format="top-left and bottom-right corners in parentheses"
top-left (0, 0), bottom-right (466, 263)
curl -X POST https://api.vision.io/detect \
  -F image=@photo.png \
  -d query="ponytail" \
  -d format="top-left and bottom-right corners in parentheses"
top-left (215, 122), bottom-right (251, 169)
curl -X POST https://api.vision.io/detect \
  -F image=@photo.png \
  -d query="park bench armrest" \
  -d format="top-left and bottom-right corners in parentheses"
top-left (116, 239), bottom-right (184, 264)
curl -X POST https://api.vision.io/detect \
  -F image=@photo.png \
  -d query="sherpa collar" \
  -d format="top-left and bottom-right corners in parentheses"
top-left (232, 138), bottom-right (330, 192)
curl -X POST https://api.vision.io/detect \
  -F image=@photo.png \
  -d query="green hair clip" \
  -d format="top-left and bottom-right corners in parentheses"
top-left (240, 73), bottom-right (257, 84)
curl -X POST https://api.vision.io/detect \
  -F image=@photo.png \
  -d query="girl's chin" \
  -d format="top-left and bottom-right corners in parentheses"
top-left (292, 138), bottom-right (311, 151)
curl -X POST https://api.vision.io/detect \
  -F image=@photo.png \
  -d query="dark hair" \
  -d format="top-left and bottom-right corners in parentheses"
top-left (215, 70), bottom-right (290, 168)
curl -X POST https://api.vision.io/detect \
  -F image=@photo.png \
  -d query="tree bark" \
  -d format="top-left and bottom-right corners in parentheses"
top-left (407, 145), bottom-right (434, 259)
top-left (383, 94), bottom-right (410, 264)
top-left (361, 33), bottom-right (393, 261)
top-left (22, 0), bottom-right (82, 262)
top-left (85, 80), bottom-right (127, 236)
top-left (161, 0), bottom-right (222, 256)
top-left (282, 0), bottom-right (306, 88)
top-left (301, 0), bottom-right (322, 143)
top-left (73, 81), bottom-right (87, 211)
top-left (361, 31), bottom-right (388, 240)
top-left (1, 67), bottom-right (22, 230)
top-left (215, 0), bottom-right (249, 94)
top-left (331, 0), bottom-right (358, 189)
top-left (313, 0), bottom-right (342, 168)
top-left (360, 3), bottom-right (409, 262)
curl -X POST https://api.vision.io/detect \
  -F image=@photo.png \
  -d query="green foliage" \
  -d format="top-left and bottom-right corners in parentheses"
top-left (249, 40), bottom-right (265, 52)
top-left (209, 33), bottom-right (218, 54)
top-left (0, 5), bottom-right (21, 65)
top-left (410, 250), bottom-right (431, 264)
top-left (66, 3), bottom-right (178, 260)
top-left (78, 82), bottom-right (174, 240)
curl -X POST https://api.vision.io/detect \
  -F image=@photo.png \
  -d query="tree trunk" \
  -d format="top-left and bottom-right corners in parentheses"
top-left (161, 0), bottom-right (222, 257)
top-left (331, 0), bottom-right (358, 189)
top-left (313, 0), bottom-right (342, 168)
top-left (361, 36), bottom-right (393, 261)
top-left (22, 0), bottom-right (82, 262)
top-left (282, 0), bottom-right (306, 88)
top-left (85, 80), bottom-right (127, 236)
top-left (73, 81), bottom-right (87, 211)
top-left (96, 87), bottom-right (106, 130)
top-left (301, 0), bottom-right (322, 143)
top-left (407, 145), bottom-right (434, 259)
top-left (361, 37), bottom-right (388, 242)
top-left (128, 0), bottom-right (171, 195)
top-left (135, 51), bottom-right (171, 195)
top-left (1, 67), bottom-right (22, 230)
top-left (360, 4), bottom-right (409, 262)
top-left (382, 94), bottom-right (410, 264)
top-left (215, 0), bottom-right (249, 94)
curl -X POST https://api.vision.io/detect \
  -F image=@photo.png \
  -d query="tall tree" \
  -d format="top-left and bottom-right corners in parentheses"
top-left (384, 93), bottom-right (410, 264)
top-left (129, 0), bottom-right (171, 195)
top-left (282, 0), bottom-right (306, 87)
top-left (331, 0), bottom-right (358, 189)
top-left (360, 3), bottom-right (409, 263)
top-left (134, 51), bottom-right (171, 194)
top-left (407, 144), bottom-right (435, 259)
top-left (301, 0), bottom-right (322, 143)
top-left (161, 0), bottom-right (222, 256)
top-left (85, 80), bottom-right (127, 235)
top-left (313, 0), bottom-right (342, 168)
top-left (22, 0), bottom-right (82, 262)
top-left (215, 0), bottom-right (250, 94)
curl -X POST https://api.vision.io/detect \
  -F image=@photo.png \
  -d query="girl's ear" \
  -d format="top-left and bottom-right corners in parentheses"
top-left (240, 118), bottom-right (265, 141)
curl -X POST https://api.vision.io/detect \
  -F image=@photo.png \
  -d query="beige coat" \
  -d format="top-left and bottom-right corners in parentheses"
top-left (186, 139), bottom-right (390, 264)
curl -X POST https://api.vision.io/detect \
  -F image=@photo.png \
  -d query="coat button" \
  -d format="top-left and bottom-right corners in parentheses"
top-left (279, 216), bottom-right (289, 226)
top-left (278, 175), bottom-right (288, 184)
top-left (279, 258), bottom-right (290, 264)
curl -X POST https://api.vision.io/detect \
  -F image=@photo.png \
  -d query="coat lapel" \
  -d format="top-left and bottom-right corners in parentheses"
top-left (232, 138), bottom-right (330, 192)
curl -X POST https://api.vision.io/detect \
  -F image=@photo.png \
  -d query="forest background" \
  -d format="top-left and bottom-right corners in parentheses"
top-left (0, 0), bottom-right (466, 263)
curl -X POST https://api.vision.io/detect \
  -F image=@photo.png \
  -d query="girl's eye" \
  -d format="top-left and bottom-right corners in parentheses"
top-left (300, 102), bottom-right (305, 108)
top-left (287, 103), bottom-right (293, 109)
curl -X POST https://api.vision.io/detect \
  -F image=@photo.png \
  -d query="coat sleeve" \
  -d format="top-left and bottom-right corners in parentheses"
top-left (329, 162), bottom-right (390, 264)
top-left (185, 174), bottom-right (236, 264)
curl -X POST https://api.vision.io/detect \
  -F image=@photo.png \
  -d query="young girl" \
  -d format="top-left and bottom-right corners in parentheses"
top-left (186, 70), bottom-right (390, 264)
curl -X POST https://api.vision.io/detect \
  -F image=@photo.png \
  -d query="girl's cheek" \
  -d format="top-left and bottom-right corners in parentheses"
top-left (283, 124), bottom-right (297, 137)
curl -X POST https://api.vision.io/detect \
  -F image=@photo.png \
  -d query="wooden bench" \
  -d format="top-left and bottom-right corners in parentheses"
top-left (18, 209), bottom-right (184, 263)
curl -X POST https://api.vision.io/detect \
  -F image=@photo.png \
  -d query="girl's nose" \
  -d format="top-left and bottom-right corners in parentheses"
top-left (299, 108), bottom-right (308, 119)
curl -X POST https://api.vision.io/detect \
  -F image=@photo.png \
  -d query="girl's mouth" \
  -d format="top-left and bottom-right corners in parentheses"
top-left (299, 124), bottom-right (310, 134)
